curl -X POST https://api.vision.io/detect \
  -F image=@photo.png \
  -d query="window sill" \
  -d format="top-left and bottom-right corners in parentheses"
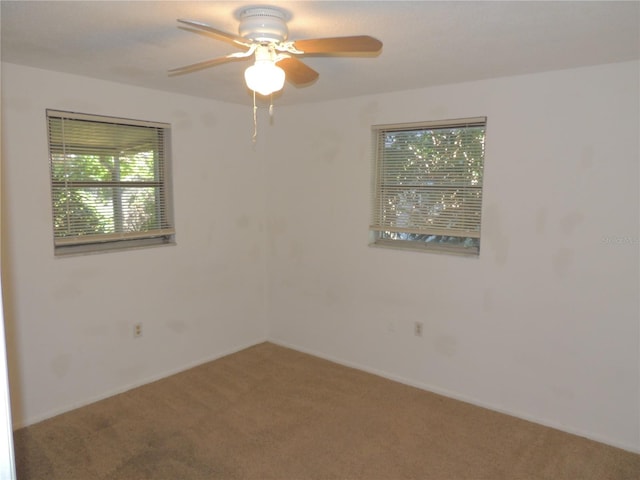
top-left (369, 239), bottom-right (479, 257)
top-left (54, 237), bottom-right (176, 257)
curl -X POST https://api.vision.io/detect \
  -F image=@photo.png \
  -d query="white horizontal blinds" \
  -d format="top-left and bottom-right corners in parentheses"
top-left (47, 110), bottom-right (174, 247)
top-left (372, 118), bottom-right (486, 238)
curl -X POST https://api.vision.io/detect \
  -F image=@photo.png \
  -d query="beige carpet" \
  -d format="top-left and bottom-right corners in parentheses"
top-left (13, 342), bottom-right (640, 479)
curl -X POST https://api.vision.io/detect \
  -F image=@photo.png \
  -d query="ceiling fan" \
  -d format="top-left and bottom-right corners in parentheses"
top-left (169, 5), bottom-right (383, 97)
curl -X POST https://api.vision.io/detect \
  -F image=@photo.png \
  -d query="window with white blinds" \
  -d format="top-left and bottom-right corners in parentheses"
top-left (371, 117), bottom-right (486, 255)
top-left (47, 110), bottom-right (175, 254)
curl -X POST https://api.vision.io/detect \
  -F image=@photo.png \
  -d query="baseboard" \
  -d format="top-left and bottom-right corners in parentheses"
top-left (13, 336), bottom-right (268, 430)
top-left (268, 339), bottom-right (640, 454)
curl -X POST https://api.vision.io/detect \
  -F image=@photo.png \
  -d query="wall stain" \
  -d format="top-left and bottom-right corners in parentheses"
top-left (117, 365), bottom-right (145, 382)
top-left (483, 289), bottom-right (493, 313)
top-left (247, 244), bottom-right (261, 264)
top-left (171, 110), bottom-right (192, 129)
top-left (80, 324), bottom-right (109, 337)
top-left (552, 248), bottom-right (573, 277)
top-left (359, 101), bottom-right (379, 127)
top-left (484, 203), bottom-right (509, 266)
top-left (550, 384), bottom-right (575, 400)
top-left (235, 215), bottom-right (250, 229)
top-left (311, 130), bottom-right (342, 164)
top-left (433, 334), bottom-right (457, 357)
top-left (579, 146), bottom-right (594, 172)
top-left (51, 353), bottom-right (72, 378)
top-left (200, 111), bottom-right (218, 128)
top-left (559, 211), bottom-right (584, 235)
top-left (269, 217), bottom-right (288, 236)
top-left (535, 208), bottom-right (547, 235)
top-left (324, 288), bottom-right (341, 305)
top-left (289, 240), bottom-right (304, 261)
top-left (167, 320), bottom-right (188, 334)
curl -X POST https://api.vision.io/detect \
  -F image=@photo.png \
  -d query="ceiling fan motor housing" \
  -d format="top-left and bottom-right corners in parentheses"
top-left (238, 6), bottom-right (289, 43)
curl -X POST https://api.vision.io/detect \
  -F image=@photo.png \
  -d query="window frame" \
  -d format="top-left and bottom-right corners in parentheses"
top-left (370, 117), bottom-right (487, 256)
top-left (46, 109), bottom-right (176, 255)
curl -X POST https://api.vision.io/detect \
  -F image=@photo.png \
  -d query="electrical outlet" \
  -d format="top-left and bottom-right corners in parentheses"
top-left (134, 323), bottom-right (143, 338)
top-left (414, 321), bottom-right (423, 337)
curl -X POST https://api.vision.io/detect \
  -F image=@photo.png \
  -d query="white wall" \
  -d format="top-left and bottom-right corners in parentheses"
top-left (1, 60), bottom-right (638, 453)
top-left (266, 61), bottom-right (640, 452)
top-left (1, 63), bottom-right (268, 427)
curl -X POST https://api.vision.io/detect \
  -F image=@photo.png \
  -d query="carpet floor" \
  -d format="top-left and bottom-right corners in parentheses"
top-left (13, 342), bottom-right (640, 479)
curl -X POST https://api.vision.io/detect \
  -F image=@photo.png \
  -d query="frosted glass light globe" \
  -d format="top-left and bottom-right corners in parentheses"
top-left (244, 61), bottom-right (285, 96)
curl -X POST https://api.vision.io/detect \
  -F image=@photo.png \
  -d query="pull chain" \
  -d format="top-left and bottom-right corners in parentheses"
top-left (269, 94), bottom-right (274, 121)
top-left (252, 90), bottom-right (258, 144)
top-left (251, 92), bottom-right (278, 143)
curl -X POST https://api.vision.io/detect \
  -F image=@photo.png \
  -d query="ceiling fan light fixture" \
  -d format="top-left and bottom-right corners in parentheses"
top-left (172, 7), bottom-right (383, 100)
top-left (244, 60), bottom-right (285, 96)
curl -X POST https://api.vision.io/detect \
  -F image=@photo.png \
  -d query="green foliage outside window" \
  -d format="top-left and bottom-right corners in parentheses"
top-left (47, 111), bottom-right (174, 253)
top-left (372, 118), bottom-right (486, 255)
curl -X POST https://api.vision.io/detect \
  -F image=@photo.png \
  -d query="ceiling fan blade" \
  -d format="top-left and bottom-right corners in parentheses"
top-left (177, 19), bottom-right (251, 47)
top-left (293, 35), bottom-right (382, 55)
top-left (277, 57), bottom-right (319, 85)
top-left (168, 53), bottom-right (247, 76)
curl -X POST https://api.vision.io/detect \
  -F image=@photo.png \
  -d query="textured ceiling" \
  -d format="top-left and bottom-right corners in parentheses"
top-left (1, 1), bottom-right (639, 106)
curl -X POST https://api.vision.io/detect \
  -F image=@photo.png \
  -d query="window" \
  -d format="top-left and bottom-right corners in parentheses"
top-left (47, 110), bottom-right (175, 254)
top-left (370, 117), bottom-right (486, 255)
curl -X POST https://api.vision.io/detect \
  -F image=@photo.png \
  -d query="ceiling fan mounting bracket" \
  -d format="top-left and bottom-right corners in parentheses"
top-left (237, 6), bottom-right (290, 44)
